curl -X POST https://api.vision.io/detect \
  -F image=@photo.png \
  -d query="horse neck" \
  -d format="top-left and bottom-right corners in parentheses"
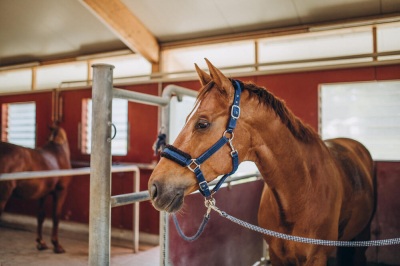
top-left (246, 103), bottom-right (325, 212)
top-left (41, 141), bottom-right (71, 165)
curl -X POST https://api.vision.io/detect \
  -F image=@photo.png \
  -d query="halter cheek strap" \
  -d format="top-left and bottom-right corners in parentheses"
top-left (161, 80), bottom-right (242, 197)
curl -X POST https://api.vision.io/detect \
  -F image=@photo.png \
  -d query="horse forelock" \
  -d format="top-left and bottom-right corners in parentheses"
top-left (195, 79), bottom-right (319, 143)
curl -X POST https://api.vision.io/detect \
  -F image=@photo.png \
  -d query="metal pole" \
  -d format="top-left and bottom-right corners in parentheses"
top-left (89, 63), bottom-right (115, 266)
top-left (133, 168), bottom-right (140, 253)
top-left (159, 98), bottom-right (171, 266)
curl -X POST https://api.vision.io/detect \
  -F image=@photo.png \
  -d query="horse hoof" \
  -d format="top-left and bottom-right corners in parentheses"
top-left (36, 242), bottom-right (49, 250)
top-left (54, 245), bottom-right (66, 254)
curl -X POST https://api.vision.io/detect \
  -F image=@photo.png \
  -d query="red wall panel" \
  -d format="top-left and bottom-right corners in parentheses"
top-left (1, 64), bottom-right (400, 249)
top-left (169, 181), bottom-right (264, 266)
top-left (1, 92), bottom-right (54, 217)
top-left (57, 84), bottom-right (160, 234)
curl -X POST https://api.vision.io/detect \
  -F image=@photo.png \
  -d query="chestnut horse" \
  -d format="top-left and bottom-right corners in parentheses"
top-left (0, 126), bottom-right (71, 253)
top-left (148, 60), bottom-right (375, 265)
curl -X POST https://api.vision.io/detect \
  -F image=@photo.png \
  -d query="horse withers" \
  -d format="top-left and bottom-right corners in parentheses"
top-left (0, 126), bottom-right (71, 253)
top-left (148, 60), bottom-right (375, 266)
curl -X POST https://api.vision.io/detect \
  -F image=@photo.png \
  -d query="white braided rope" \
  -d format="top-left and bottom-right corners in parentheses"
top-left (220, 211), bottom-right (400, 247)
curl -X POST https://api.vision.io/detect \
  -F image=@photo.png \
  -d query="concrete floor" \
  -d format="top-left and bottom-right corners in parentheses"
top-left (0, 226), bottom-right (159, 266)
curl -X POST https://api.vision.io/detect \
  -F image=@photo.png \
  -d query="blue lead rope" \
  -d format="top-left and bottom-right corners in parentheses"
top-left (172, 214), bottom-right (209, 241)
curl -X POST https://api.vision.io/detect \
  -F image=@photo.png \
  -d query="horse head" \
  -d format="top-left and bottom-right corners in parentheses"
top-left (47, 123), bottom-right (68, 146)
top-left (148, 59), bottom-right (255, 213)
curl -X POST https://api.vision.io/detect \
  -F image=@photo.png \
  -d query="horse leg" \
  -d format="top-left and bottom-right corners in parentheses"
top-left (0, 180), bottom-right (16, 216)
top-left (352, 223), bottom-right (371, 266)
top-left (268, 247), bottom-right (285, 266)
top-left (36, 196), bottom-right (49, 250)
top-left (51, 188), bottom-right (68, 253)
top-left (336, 223), bottom-right (371, 266)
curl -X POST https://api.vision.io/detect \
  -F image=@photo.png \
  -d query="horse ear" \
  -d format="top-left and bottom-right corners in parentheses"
top-left (46, 123), bottom-right (53, 131)
top-left (194, 63), bottom-right (212, 86)
top-left (204, 58), bottom-right (234, 99)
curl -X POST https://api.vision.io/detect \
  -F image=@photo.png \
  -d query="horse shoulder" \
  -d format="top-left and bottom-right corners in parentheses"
top-left (0, 142), bottom-right (32, 173)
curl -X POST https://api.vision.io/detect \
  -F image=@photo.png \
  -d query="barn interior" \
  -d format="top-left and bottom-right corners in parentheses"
top-left (0, 0), bottom-right (400, 265)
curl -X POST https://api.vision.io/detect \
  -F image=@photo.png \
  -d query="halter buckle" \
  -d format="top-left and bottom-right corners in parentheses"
top-left (199, 181), bottom-right (208, 191)
top-left (231, 105), bottom-right (240, 119)
top-left (187, 159), bottom-right (200, 172)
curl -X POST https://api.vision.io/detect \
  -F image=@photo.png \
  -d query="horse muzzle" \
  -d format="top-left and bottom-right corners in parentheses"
top-left (149, 180), bottom-right (185, 213)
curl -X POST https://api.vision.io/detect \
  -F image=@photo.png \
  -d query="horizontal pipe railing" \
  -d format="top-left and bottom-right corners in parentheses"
top-left (110, 171), bottom-right (262, 207)
top-left (0, 164), bottom-right (143, 181)
top-left (112, 84), bottom-right (198, 107)
top-left (113, 88), bottom-right (169, 106)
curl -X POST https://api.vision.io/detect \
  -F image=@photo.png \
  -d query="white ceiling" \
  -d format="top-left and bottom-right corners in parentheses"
top-left (0, 0), bottom-right (399, 66)
top-left (0, 0), bottom-right (126, 66)
top-left (121, 0), bottom-right (400, 42)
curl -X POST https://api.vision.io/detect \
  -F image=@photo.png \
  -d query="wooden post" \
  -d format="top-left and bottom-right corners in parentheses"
top-left (31, 67), bottom-right (37, 90)
top-left (372, 26), bottom-right (378, 61)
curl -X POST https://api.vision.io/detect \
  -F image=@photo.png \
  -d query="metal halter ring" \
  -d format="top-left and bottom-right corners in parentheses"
top-left (187, 159), bottom-right (200, 172)
top-left (223, 130), bottom-right (234, 141)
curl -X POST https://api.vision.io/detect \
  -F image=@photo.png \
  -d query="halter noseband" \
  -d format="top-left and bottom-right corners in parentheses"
top-left (161, 80), bottom-right (242, 197)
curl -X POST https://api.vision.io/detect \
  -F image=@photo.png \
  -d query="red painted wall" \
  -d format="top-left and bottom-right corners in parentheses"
top-left (2, 85), bottom-right (160, 235)
top-left (1, 65), bottom-right (399, 263)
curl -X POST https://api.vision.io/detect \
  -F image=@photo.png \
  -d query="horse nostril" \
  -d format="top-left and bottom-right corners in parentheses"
top-left (150, 184), bottom-right (158, 199)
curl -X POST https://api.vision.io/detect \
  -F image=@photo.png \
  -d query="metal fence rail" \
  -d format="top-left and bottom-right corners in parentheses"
top-left (110, 172), bottom-right (262, 207)
top-left (0, 164), bottom-right (143, 254)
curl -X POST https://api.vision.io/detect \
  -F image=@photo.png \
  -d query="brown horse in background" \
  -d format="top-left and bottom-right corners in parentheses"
top-left (148, 60), bottom-right (376, 265)
top-left (0, 126), bottom-right (71, 253)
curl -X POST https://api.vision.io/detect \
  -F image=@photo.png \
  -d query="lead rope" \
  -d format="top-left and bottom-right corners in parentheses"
top-left (171, 198), bottom-right (215, 241)
top-left (205, 199), bottom-right (400, 247)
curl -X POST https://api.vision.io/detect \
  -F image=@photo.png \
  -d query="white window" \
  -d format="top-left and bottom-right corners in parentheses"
top-left (169, 95), bottom-right (259, 175)
top-left (377, 24), bottom-right (400, 61)
top-left (377, 25), bottom-right (400, 53)
top-left (36, 62), bottom-right (88, 89)
top-left (169, 96), bottom-right (196, 143)
top-left (0, 69), bottom-right (32, 93)
top-left (83, 98), bottom-right (128, 155)
top-left (91, 54), bottom-right (152, 82)
top-left (162, 41), bottom-right (256, 75)
top-left (258, 28), bottom-right (373, 70)
top-left (1, 102), bottom-right (36, 148)
top-left (320, 81), bottom-right (400, 161)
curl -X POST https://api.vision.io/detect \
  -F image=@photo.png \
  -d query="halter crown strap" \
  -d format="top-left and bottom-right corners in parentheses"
top-left (161, 80), bottom-right (242, 197)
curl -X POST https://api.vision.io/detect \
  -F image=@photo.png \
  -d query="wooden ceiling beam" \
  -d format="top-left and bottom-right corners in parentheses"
top-left (80, 0), bottom-right (159, 64)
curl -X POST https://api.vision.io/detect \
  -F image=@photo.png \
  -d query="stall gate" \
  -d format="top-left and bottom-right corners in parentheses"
top-left (89, 64), bottom-right (266, 266)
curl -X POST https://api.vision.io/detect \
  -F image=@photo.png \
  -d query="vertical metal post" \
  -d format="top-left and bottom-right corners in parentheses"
top-left (133, 168), bottom-right (140, 253)
top-left (89, 64), bottom-right (115, 266)
top-left (159, 101), bottom-right (170, 266)
top-left (372, 26), bottom-right (378, 61)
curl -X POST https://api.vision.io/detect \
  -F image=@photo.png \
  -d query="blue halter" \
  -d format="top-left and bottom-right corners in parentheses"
top-left (161, 80), bottom-right (242, 198)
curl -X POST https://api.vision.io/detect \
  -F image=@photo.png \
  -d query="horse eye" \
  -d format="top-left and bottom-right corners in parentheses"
top-left (196, 121), bottom-right (210, 130)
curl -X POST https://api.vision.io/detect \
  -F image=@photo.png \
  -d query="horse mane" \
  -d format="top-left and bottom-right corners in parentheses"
top-left (196, 80), bottom-right (319, 143)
